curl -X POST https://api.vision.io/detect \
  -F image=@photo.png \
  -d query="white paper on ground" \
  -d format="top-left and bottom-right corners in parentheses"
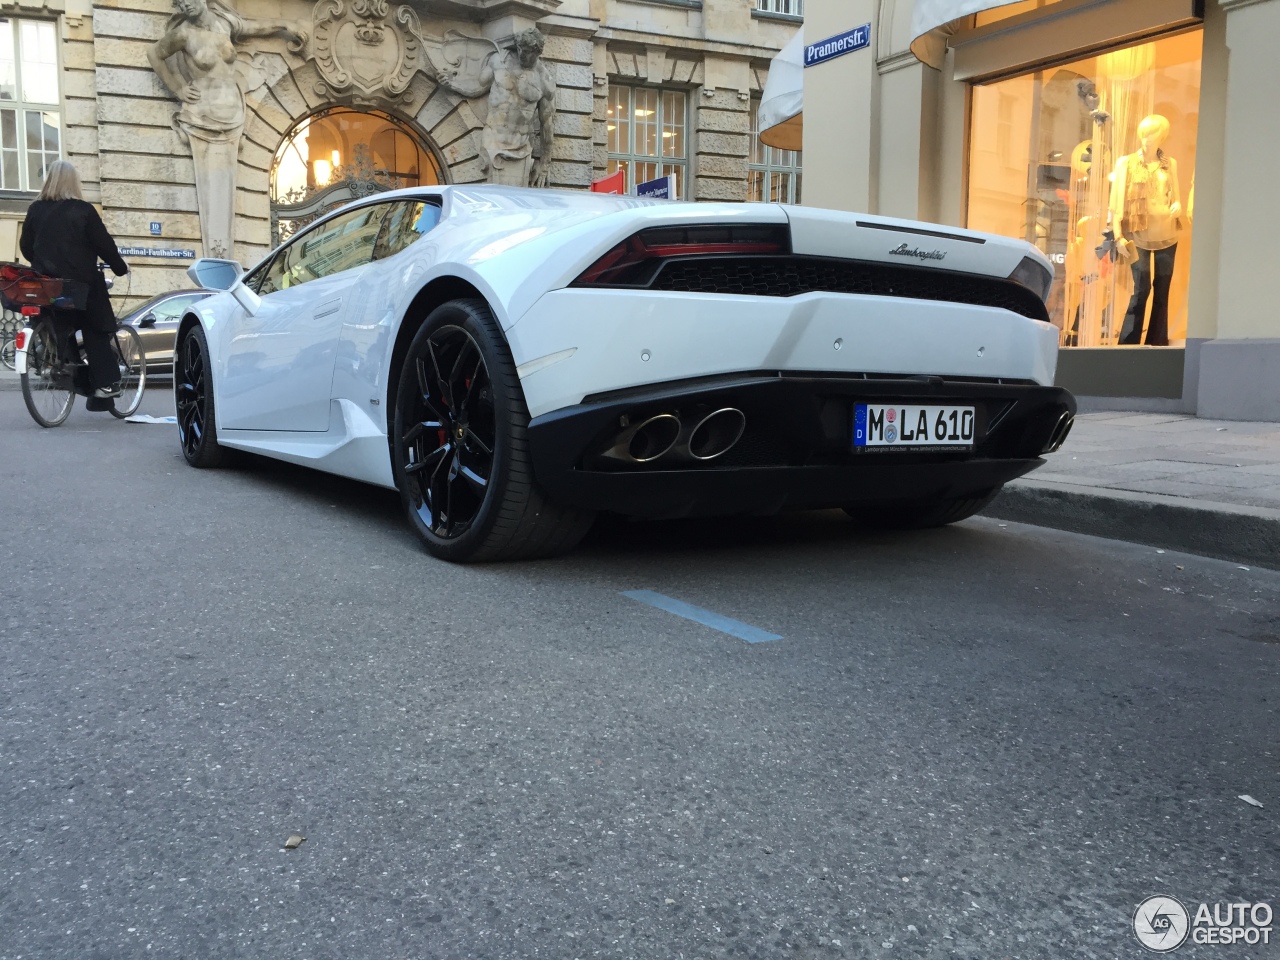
top-left (125, 414), bottom-right (177, 424)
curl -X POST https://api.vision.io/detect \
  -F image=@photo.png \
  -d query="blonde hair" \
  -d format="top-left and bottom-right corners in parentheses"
top-left (37, 160), bottom-right (84, 202)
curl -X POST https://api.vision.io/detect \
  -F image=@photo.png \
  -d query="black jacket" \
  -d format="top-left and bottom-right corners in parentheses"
top-left (20, 199), bottom-right (128, 332)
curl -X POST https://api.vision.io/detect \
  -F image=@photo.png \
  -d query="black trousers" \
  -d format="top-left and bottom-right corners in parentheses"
top-left (52, 310), bottom-right (119, 394)
top-left (1120, 244), bottom-right (1177, 346)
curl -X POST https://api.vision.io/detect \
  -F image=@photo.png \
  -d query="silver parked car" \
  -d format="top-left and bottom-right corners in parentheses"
top-left (123, 289), bottom-right (213, 371)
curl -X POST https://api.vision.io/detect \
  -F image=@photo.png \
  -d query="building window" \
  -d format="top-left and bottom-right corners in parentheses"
top-left (0, 18), bottom-right (60, 193)
top-left (756, 0), bottom-right (804, 15)
top-left (606, 85), bottom-right (688, 199)
top-left (967, 31), bottom-right (1202, 349)
top-left (748, 100), bottom-right (801, 204)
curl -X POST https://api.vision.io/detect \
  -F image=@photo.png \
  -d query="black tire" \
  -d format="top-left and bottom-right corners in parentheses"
top-left (844, 486), bottom-right (1002, 530)
top-left (174, 323), bottom-right (225, 468)
top-left (0, 338), bottom-right (14, 371)
top-left (20, 319), bottom-right (75, 428)
top-left (392, 299), bottom-right (595, 562)
top-left (109, 324), bottom-right (147, 419)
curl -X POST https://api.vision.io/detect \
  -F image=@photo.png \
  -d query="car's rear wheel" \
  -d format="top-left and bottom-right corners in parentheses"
top-left (844, 486), bottom-right (1002, 530)
top-left (175, 324), bottom-right (225, 468)
top-left (392, 299), bottom-right (594, 562)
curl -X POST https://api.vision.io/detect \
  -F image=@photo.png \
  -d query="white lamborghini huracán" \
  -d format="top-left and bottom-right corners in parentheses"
top-left (176, 185), bottom-right (1074, 561)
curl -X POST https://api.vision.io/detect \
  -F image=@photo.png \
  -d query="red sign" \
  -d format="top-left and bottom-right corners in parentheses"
top-left (590, 170), bottom-right (626, 195)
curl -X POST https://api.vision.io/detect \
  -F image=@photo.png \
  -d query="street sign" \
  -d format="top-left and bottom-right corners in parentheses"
top-left (804, 24), bottom-right (871, 68)
top-left (149, 221), bottom-right (162, 236)
top-left (636, 173), bottom-right (676, 200)
top-left (590, 170), bottom-right (626, 195)
top-left (118, 246), bottom-right (196, 259)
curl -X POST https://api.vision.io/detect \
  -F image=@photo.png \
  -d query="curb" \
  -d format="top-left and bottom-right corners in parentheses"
top-left (0, 374), bottom-right (19, 392)
top-left (983, 478), bottom-right (1280, 570)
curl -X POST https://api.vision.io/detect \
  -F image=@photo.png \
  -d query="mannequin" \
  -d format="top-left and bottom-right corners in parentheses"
top-left (1109, 114), bottom-right (1183, 345)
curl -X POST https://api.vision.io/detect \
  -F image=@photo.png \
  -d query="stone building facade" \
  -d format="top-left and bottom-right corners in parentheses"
top-left (2, 0), bottom-right (800, 315)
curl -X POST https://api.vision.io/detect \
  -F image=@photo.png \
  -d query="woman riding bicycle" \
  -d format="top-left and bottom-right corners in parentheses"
top-left (19, 160), bottom-right (129, 411)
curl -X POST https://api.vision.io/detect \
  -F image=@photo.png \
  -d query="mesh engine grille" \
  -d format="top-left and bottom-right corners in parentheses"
top-left (648, 256), bottom-right (1049, 322)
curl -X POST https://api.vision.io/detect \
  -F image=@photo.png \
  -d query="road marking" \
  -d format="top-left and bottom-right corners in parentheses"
top-left (622, 590), bottom-right (783, 644)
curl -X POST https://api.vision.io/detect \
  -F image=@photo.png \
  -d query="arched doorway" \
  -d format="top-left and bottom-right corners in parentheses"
top-left (270, 107), bottom-right (444, 246)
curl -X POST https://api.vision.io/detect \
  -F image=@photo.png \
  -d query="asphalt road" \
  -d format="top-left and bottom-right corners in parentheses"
top-left (2, 391), bottom-right (1278, 960)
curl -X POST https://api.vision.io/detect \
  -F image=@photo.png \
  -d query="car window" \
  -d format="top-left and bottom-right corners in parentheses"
top-left (373, 200), bottom-right (442, 261)
top-left (261, 203), bottom-right (392, 293)
top-left (243, 255), bottom-right (275, 295)
top-left (151, 293), bottom-right (207, 321)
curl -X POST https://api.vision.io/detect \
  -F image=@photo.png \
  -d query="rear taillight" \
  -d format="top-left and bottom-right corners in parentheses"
top-left (20, 306), bottom-right (40, 317)
top-left (573, 224), bottom-right (790, 287)
top-left (14, 329), bottom-right (26, 350)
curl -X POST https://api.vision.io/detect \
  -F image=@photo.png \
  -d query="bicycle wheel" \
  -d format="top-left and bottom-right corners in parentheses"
top-left (20, 320), bottom-right (75, 428)
top-left (0, 338), bottom-right (15, 371)
top-left (109, 324), bottom-right (146, 418)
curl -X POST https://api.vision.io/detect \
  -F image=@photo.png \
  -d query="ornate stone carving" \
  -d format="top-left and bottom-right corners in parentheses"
top-left (147, 0), bottom-right (565, 258)
top-left (435, 28), bottom-right (556, 188)
top-left (147, 0), bottom-right (305, 259)
top-left (310, 0), bottom-right (430, 103)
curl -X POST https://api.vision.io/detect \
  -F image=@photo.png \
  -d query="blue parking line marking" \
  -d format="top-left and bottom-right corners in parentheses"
top-left (622, 590), bottom-right (783, 644)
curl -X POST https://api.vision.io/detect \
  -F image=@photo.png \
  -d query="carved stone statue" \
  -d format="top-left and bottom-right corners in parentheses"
top-left (147, 0), bottom-right (304, 258)
top-left (436, 28), bottom-right (556, 188)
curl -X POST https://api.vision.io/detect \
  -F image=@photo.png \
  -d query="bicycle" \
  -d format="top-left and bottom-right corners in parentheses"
top-left (1, 336), bottom-right (14, 371)
top-left (5, 265), bottom-right (146, 427)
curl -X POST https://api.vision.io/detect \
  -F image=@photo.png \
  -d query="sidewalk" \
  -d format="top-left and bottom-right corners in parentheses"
top-left (985, 412), bottom-right (1280, 569)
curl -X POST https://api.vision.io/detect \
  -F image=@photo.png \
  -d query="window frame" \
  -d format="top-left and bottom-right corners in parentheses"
top-left (0, 16), bottom-right (62, 194)
top-left (748, 99), bottom-right (802, 205)
top-left (754, 0), bottom-right (804, 17)
top-left (605, 84), bottom-right (690, 200)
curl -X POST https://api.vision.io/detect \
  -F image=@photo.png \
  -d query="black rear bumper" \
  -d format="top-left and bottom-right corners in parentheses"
top-left (527, 374), bottom-right (1075, 519)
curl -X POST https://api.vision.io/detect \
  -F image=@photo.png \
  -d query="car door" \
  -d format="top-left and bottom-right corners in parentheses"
top-left (217, 202), bottom-right (393, 432)
top-left (332, 199), bottom-right (444, 407)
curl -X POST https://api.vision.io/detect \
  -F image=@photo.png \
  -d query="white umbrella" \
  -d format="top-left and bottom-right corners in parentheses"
top-left (758, 29), bottom-right (804, 151)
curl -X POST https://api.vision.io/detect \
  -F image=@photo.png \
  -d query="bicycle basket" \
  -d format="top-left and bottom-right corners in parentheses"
top-left (0, 263), bottom-right (89, 311)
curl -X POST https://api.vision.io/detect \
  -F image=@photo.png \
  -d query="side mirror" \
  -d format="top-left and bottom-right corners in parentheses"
top-left (138, 312), bottom-right (157, 328)
top-left (187, 257), bottom-right (242, 291)
top-left (186, 257), bottom-right (261, 317)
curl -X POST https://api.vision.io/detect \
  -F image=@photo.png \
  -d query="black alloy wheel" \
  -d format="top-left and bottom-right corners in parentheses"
top-left (393, 299), bottom-right (594, 562)
top-left (404, 323), bottom-right (496, 539)
top-left (175, 324), bottom-right (225, 467)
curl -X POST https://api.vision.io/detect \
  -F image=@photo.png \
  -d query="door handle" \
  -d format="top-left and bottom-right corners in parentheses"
top-left (313, 298), bottom-right (342, 319)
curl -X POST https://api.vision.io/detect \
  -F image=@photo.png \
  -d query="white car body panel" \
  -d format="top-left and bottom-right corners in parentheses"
top-left (783, 206), bottom-right (1036, 279)
top-left (184, 185), bottom-right (1060, 490)
top-left (509, 289), bottom-right (1059, 421)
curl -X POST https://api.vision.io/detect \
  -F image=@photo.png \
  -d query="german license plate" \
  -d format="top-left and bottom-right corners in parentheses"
top-left (853, 403), bottom-right (975, 451)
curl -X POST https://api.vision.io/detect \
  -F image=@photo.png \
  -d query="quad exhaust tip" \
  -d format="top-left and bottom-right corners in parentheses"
top-left (604, 413), bottom-right (681, 463)
top-left (604, 407), bottom-right (747, 464)
top-left (1045, 410), bottom-right (1074, 453)
top-left (686, 407), bottom-right (746, 461)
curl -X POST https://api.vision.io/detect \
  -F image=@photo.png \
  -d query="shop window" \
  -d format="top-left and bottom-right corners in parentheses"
top-left (0, 18), bottom-right (60, 192)
top-left (748, 99), bottom-right (802, 204)
top-left (606, 85), bottom-right (688, 200)
top-left (967, 31), bottom-right (1202, 348)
